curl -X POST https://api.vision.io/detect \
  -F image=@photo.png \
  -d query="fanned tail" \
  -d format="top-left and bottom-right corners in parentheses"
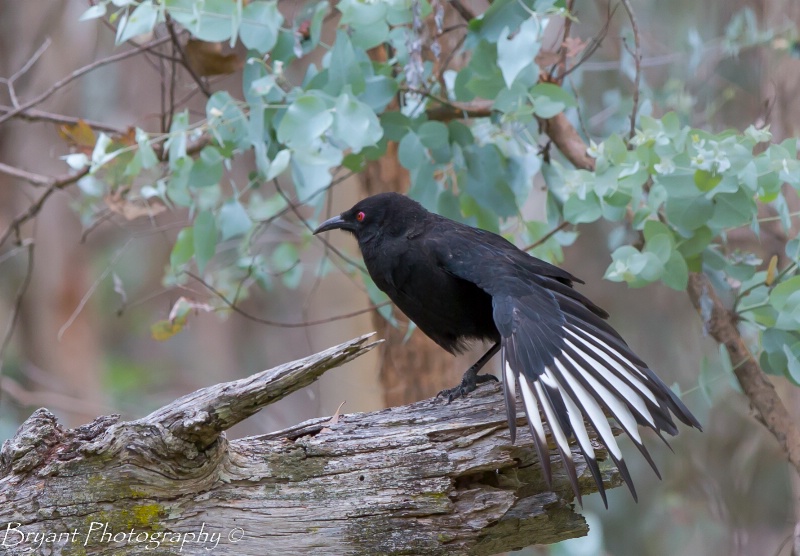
top-left (501, 317), bottom-right (701, 508)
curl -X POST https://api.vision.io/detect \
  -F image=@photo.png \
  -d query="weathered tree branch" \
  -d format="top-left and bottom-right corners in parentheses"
top-left (0, 334), bottom-right (621, 555)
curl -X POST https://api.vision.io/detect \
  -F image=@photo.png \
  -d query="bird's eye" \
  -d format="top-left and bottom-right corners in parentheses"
top-left (356, 211), bottom-right (365, 222)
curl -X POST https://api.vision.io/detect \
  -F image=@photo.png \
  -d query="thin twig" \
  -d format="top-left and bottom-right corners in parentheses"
top-left (57, 238), bottom-right (133, 341)
top-left (560, 4), bottom-right (616, 79)
top-left (438, 33), bottom-right (466, 85)
top-left (402, 87), bottom-right (493, 121)
top-left (2, 38), bottom-right (53, 108)
top-left (552, 0), bottom-right (576, 81)
top-left (8, 38), bottom-right (52, 84)
top-left (0, 105), bottom-right (127, 134)
top-left (524, 221), bottom-right (569, 252)
top-left (185, 270), bottom-right (391, 328)
top-left (80, 209), bottom-right (117, 244)
top-left (619, 0), bottom-right (642, 140)
top-left (0, 241), bottom-right (35, 411)
top-left (0, 162), bottom-right (56, 187)
top-left (0, 35), bottom-right (171, 127)
top-left (166, 30), bottom-right (178, 132)
top-left (0, 167), bottom-right (91, 248)
top-left (1, 375), bottom-right (112, 416)
top-left (449, 0), bottom-right (476, 22)
top-left (272, 179), bottom-right (369, 273)
top-left (166, 17), bottom-right (212, 98)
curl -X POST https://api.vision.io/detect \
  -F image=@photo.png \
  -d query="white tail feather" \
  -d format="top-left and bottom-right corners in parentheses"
top-left (545, 368), bottom-right (596, 462)
top-left (561, 349), bottom-right (643, 444)
top-left (563, 335), bottom-right (656, 427)
top-left (519, 374), bottom-right (548, 451)
top-left (534, 377), bottom-right (573, 463)
top-left (553, 358), bottom-right (622, 460)
top-left (565, 327), bottom-right (659, 405)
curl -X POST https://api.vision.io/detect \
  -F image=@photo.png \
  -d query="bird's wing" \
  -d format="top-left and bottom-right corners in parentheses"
top-left (435, 235), bottom-right (700, 507)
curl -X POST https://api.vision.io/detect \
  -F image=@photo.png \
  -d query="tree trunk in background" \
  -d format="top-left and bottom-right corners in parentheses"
top-left (0, 2), bottom-right (105, 425)
top-left (360, 142), bottom-right (459, 406)
top-left (360, 3), bottom-right (483, 406)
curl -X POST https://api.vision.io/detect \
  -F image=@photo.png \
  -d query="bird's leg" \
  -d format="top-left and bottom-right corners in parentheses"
top-left (436, 342), bottom-right (501, 403)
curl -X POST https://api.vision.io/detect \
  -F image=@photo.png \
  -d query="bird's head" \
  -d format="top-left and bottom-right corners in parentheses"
top-left (313, 192), bottom-right (424, 242)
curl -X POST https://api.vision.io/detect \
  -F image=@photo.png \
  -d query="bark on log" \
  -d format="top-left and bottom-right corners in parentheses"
top-left (0, 334), bottom-right (620, 555)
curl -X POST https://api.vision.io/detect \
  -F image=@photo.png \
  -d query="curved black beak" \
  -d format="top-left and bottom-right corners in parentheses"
top-left (313, 214), bottom-right (349, 234)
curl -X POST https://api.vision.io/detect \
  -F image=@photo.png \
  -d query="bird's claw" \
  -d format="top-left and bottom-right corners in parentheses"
top-left (436, 373), bottom-right (498, 404)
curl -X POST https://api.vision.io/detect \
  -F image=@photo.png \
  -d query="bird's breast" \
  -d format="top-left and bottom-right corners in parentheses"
top-left (362, 241), bottom-right (497, 352)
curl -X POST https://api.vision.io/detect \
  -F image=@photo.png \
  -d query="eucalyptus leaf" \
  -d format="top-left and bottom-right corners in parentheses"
top-left (333, 93), bottom-right (383, 153)
top-left (219, 200), bottom-right (253, 241)
top-left (193, 210), bottom-right (218, 274)
top-left (170, 227), bottom-right (194, 270)
top-left (117, 1), bottom-right (158, 44)
top-left (277, 93), bottom-right (334, 149)
top-left (497, 18), bottom-right (541, 88)
top-left (240, 1), bottom-right (283, 54)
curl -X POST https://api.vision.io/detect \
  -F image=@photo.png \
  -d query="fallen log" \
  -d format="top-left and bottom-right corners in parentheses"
top-left (0, 333), bottom-right (620, 555)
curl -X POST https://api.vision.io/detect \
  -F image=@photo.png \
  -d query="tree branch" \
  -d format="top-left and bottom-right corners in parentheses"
top-left (184, 269), bottom-right (392, 328)
top-left (0, 162), bottom-right (55, 187)
top-left (0, 36), bottom-right (171, 127)
top-left (686, 273), bottom-right (800, 475)
top-left (0, 241), bottom-right (34, 411)
top-left (0, 167), bottom-right (90, 248)
top-left (542, 112), bottom-right (595, 170)
top-left (425, 99), bottom-right (493, 122)
top-left (0, 335), bottom-right (622, 555)
top-left (619, 0), bottom-right (642, 140)
top-left (0, 105), bottom-right (127, 134)
top-left (166, 17), bottom-right (212, 99)
top-left (449, 0), bottom-right (476, 22)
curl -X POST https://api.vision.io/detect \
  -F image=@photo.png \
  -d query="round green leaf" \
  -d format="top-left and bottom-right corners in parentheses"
top-left (693, 169), bottom-right (722, 192)
top-left (397, 132), bottom-right (426, 170)
top-left (360, 75), bottom-right (398, 113)
top-left (497, 18), bottom-right (541, 88)
top-left (418, 121), bottom-right (451, 163)
top-left (663, 251), bottom-right (689, 291)
top-left (563, 193), bottom-right (602, 224)
top-left (166, 0), bottom-right (235, 42)
top-left (291, 142), bottom-right (343, 201)
top-left (193, 210), bottom-right (218, 273)
top-left (219, 200), bottom-right (253, 241)
top-left (189, 146), bottom-right (224, 188)
top-left (645, 234), bottom-right (673, 264)
top-left (117, 1), bottom-right (158, 44)
top-left (240, 1), bottom-right (283, 54)
top-left (170, 227), bottom-right (194, 270)
top-left (530, 83), bottom-right (576, 119)
top-left (782, 344), bottom-right (800, 386)
top-left (665, 195), bottom-right (714, 233)
top-left (333, 93), bottom-right (383, 153)
top-left (206, 92), bottom-right (249, 149)
top-left (277, 93), bottom-right (334, 148)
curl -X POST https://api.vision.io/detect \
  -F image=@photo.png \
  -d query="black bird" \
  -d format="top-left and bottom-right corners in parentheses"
top-left (314, 192), bottom-right (701, 506)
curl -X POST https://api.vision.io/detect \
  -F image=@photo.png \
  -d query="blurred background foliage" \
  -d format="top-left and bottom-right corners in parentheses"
top-left (1, 1), bottom-right (799, 554)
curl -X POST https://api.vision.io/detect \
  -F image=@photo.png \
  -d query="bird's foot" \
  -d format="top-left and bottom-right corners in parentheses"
top-left (436, 373), bottom-right (498, 403)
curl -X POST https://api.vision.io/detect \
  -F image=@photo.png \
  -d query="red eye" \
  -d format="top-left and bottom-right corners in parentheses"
top-left (356, 211), bottom-right (365, 222)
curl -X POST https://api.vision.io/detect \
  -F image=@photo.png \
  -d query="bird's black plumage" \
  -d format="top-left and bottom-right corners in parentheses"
top-left (314, 192), bottom-right (701, 506)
